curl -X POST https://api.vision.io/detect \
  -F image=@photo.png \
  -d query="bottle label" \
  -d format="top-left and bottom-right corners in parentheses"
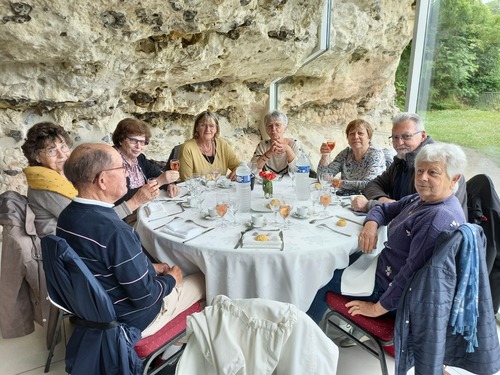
top-left (236, 175), bottom-right (251, 183)
top-left (297, 166), bottom-right (310, 173)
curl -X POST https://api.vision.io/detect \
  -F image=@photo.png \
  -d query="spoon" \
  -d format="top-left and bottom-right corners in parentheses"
top-left (309, 215), bottom-right (334, 224)
top-left (317, 223), bottom-right (351, 237)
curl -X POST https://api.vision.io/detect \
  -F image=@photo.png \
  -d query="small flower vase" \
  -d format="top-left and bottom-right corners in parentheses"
top-left (262, 178), bottom-right (273, 198)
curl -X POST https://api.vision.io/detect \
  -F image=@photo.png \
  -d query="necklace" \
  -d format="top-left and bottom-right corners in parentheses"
top-left (197, 140), bottom-right (213, 156)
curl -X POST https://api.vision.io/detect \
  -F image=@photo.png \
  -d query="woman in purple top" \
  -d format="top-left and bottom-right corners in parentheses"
top-left (307, 142), bottom-right (467, 323)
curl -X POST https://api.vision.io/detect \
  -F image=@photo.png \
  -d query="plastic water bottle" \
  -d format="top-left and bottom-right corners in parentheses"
top-left (295, 153), bottom-right (311, 201)
top-left (236, 161), bottom-right (252, 212)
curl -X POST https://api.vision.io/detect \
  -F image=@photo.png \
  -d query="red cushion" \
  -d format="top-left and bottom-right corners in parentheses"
top-left (326, 292), bottom-right (395, 356)
top-left (134, 301), bottom-right (202, 358)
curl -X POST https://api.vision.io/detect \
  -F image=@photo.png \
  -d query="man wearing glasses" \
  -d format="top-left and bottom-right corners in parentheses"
top-left (351, 112), bottom-right (467, 214)
top-left (56, 143), bottom-right (204, 337)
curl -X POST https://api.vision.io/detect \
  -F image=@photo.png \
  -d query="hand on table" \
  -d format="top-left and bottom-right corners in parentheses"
top-left (351, 196), bottom-right (369, 212)
top-left (358, 221), bottom-right (378, 253)
top-left (167, 183), bottom-right (179, 198)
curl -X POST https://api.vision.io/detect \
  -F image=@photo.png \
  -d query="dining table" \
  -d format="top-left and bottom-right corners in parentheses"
top-left (135, 176), bottom-right (387, 311)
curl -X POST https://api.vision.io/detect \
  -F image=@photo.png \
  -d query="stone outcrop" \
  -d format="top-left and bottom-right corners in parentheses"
top-left (0, 0), bottom-right (415, 194)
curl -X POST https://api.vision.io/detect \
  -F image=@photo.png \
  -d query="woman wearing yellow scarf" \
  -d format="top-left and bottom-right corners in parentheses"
top-left (22, 122), bottom-right (78, 237)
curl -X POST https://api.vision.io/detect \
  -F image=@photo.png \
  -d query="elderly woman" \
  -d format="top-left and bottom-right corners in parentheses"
top-left (179, 111), bottom-right (240, 181)
top-left (251, 110), bottom-right (303, 175)
top-left (112, 118), bottom-right (180, 213)
top-left (307, 142), bottom-right (467, 323)
top-left (22, 122), bottom-right (78, 237)
top-left (318, 119), bottom-right (386, 195)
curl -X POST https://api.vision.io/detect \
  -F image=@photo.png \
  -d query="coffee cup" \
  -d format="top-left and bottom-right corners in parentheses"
top-left (208, 207), bottom-right (217, 217)
top-left (297, 205), bottom-right (309, 217)
top-left (251, 214), bottom-right (264, 227)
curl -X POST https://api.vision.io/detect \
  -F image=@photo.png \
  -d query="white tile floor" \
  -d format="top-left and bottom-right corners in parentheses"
top-left (1, 315), bottom-right (499, 375)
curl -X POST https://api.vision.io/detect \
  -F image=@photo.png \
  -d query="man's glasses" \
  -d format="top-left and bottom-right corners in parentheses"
top-left (93, 163), bottom-right (127, 183)
top-left (43, 143), bottom-right (70, 157)
top-left (389, 131), bottom-right (422, 142)
top-left (126, 136), bottom-right (149, 146)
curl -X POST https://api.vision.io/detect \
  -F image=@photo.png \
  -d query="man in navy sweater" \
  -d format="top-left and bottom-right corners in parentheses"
top-left (57, 143), bottom-right (204, 336)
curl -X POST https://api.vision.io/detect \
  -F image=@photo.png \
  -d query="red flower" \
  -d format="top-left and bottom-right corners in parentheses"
top-left (259, 170), bottom-right (277, 181)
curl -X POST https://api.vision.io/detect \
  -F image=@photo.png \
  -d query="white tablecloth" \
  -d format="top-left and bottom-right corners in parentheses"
top-left (136, 178), bottom-right (386, 311)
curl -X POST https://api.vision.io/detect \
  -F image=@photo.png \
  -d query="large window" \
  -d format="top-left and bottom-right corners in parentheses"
top-left (401, 0), bottom-right (500, 169)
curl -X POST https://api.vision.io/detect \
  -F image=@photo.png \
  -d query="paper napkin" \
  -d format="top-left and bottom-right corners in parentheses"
top-left (160, 217), bottom-right (205, 239)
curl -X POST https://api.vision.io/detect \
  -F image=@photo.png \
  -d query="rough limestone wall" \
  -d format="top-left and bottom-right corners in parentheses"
top-left (0, 0), bottom-right (415, 194)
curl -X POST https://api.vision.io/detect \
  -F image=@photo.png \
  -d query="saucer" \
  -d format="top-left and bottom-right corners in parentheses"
top-left (292, 212), bottom-right (310, 219)
top-left (245, 219), bottom-right (268, 228)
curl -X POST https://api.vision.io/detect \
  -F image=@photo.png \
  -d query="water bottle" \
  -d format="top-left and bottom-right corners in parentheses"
top-left (236, 161), bottom-right (252, 212)
top-left (295, 152), bottom-right (311, 201)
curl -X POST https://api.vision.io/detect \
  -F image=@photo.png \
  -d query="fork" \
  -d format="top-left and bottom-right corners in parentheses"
top-left (317, 223), bottom-right (351, 237)
top-left (309, 215), bottom-right (334, 224)
top-left (185, 219), bottom-right (208, 229)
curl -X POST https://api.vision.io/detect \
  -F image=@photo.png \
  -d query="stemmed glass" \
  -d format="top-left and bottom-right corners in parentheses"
top-left (319, 172), bottom-right (332, 190)
top-left (228, 194), bottom-right (240, 226)
top-left (269, 195), bottom-right (281, 227)
top-left (288, 166), bottom-right (297, 188)
top-left (319, 188), bottom-right (332, 216)
top-left (279, 197), bottom-right (294, 230)
top-left (310, 186), bottom-right (321, 216)
top-left (326, 141), bottom-right (336, 163)
top-left (215, 192), bottom-right (229, 227)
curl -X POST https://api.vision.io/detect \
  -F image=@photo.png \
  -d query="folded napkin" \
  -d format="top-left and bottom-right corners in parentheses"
top-left (341, 253), bottom-right (379, 296)
top-left (160, 217), bottom-right (205, 239)
top-left (145, 201), bottom-right (182, 219)
top-left (242, 230), bottom-right (282, 249)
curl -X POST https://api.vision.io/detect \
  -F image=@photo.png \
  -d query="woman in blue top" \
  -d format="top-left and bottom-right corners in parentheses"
top-left (307, 142), bottom-right (467, 322)
top-left (317, 119), bottom-right (386, 195)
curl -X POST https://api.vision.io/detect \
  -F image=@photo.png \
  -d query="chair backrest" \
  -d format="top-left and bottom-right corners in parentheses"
top-left (166, 144), bottom-right (182, 170)
top-left (395, 224), bottom-right (500, 375)
top-left (41, 234), bottom-right (143, 375)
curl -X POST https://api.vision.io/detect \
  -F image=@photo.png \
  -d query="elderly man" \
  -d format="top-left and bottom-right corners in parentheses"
top-left (351, 112), bottom-right (467, 214)
top-left (56, 143), bottom-right (204, 337)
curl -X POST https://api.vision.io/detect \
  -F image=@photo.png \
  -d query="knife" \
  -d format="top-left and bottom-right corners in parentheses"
top-left (234, 227), bottom-right (253, 249)
top-left (182, 227), bottom-right (215, 243)
top-left (279, 230), bottom-right (284, 251)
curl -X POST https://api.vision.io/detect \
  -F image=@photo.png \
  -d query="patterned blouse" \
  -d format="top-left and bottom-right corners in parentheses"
top-left (317, 146), bottom-right (386, 193)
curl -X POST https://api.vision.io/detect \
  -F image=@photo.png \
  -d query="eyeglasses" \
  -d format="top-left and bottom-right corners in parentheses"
top-left (266, 123), bottom-right (283, 130)
top-left (43, 143), bottom-right (70, 157)
top-left (389, 131), bottom-right (422, 142)
top-left (93, 163), bottom-right (127, 183)
top-left (126, 136), bottom-right (149, 146)
top-left (198, 123), bottom-right (217, 129)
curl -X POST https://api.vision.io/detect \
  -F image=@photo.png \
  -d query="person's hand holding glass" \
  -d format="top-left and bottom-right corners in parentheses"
top-left (319, 141), bottom-right (336, 164)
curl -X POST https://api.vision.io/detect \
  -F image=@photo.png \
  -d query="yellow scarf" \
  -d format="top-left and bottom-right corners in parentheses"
top-left (23, 166), bottom-right (78, 199)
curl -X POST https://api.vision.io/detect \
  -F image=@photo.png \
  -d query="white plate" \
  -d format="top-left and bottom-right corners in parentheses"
top-left (244, 219), bottom-right (269, 229)
top-left (251, 198), bottom-right (272, 212)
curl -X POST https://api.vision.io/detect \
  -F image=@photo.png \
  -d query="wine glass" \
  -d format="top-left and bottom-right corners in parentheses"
top-left (215, 192), bottom-right (229, 227)
top-left (319, 188), bottom-right (332, 216)
top-left (169, 159), bottom-right (180, 171)
top-left (326, 141), bottom-right (336, 163)
top-left (269, 195), bottom-right (281, 227)
top-left (279, 197), bottom-right (294, 229)
top-left (310, 185), bottom-right (321, 216)
top-left (318, 172), bottom-right (332, 190)
top-left (288, 166), bottom-right (297, 188)
top-left (228, 194), bottom-right (240, 226)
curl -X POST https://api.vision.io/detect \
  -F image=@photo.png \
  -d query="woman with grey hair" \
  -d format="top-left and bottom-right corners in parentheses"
top-left (308, 142), bottom-right (467, 323)
top-left (251, 110), bottom-right (304, 175)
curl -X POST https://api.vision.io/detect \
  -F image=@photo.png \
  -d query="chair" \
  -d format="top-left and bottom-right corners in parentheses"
top-left (322, 293), bottom-right (395, 375)
top-left (41, 234), bottom-right (202, 375)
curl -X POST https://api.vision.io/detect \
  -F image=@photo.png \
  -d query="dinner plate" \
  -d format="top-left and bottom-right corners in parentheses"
top-left (251, 198), bottom-right (272, 212)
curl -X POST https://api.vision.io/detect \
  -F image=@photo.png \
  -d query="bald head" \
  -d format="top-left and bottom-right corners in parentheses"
top-left (64, 143), bottom-right (128, 202)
